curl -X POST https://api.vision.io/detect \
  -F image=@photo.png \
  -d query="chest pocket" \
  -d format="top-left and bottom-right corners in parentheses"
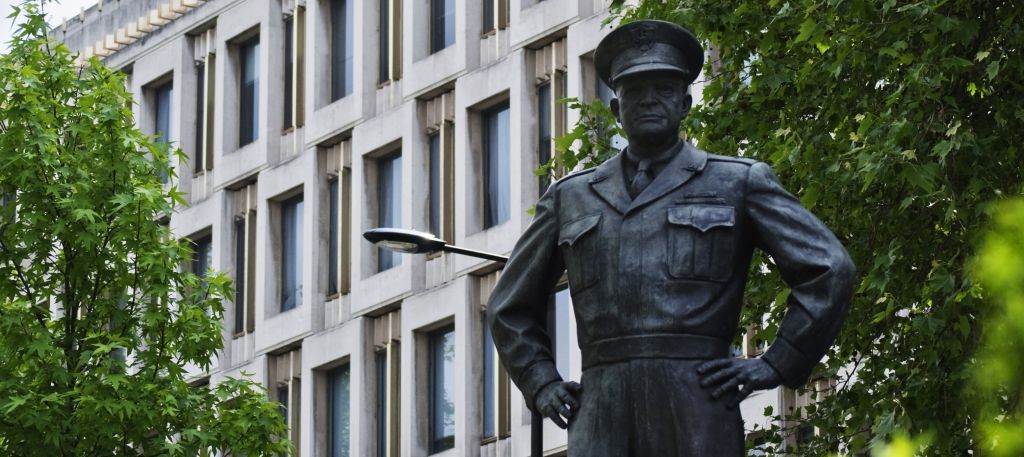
top-left (559, 213), bottom-right (602, 292)
top-left (666, 205), bottom-right (736, 281)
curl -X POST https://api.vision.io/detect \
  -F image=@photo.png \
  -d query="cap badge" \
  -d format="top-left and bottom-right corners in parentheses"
top-left (632, 23), bottom-right (656, 53)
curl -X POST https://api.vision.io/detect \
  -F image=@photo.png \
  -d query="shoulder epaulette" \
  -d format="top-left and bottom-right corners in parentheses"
top-left (555, 167), bottom-right (599, 183)
top-left (706, 154), bottom-right (757, 166)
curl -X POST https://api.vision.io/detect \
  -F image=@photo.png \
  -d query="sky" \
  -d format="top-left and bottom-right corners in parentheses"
top-left (1, 0), bottom-right (98, 52)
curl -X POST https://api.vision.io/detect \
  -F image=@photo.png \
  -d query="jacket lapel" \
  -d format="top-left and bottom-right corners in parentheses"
top-left (588, 153), bottom-right (632, 214)
top-left (626, 142), bottom-right (708, 214)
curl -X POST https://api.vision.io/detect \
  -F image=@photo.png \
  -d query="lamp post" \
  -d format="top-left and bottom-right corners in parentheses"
top-left (363, 228), bottom-right (545, 457)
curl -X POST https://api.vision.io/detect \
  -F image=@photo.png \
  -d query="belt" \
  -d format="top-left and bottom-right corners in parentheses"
top-left (582, 333), bottom-right (731, 370)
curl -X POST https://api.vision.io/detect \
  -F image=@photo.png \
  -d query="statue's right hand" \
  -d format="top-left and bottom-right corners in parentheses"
top-left (534, 381), bottom-right (582, 429)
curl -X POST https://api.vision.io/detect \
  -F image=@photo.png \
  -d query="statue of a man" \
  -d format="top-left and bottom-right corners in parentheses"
top-left (487, 20), bottom-right (855, 456)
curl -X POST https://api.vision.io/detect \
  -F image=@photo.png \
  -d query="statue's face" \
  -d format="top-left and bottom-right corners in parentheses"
top-left (612, 71), bottom-right (691, 145)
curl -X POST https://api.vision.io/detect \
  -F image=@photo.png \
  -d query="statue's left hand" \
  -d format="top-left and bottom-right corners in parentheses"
top-left (696, 358), bottom-right (782, 409)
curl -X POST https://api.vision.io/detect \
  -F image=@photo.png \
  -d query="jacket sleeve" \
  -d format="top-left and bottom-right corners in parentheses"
top-left (487, 183), bottom-right (566, 412)
top-left (744, 162), bottom-right (856, 388)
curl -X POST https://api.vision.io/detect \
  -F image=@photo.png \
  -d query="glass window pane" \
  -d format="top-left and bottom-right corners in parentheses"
top-left (430, 0), bottom-right (455, 53)
top-left (328, 178), bottom-right (339, 295)
top-left (154, 81), bottom-right (172, 182)
top-left (331, 0), bottom-right (354, 100)
top-left (430, 326), bottom-right (455, 452)
top-left (482, 0), bottom-right (493, 32)
top-left (596, 78), bottom-right (627, 150)
top-left (278, 385), bottom-right (289, 424)
top-left (192, 236), bottom-right (212, 280)
top-left (329, 365), bottom-right (351, 457)
top-left (537, 82), bottom-right (551, 196)
top-left (284, 16), bottom-right (294, 129)
top-left (547, 287), bottom-right (571, 379)
top-left (484, 104), bottom-right (510, 228)
top-left (482, 318), bottom-right (495, 438)
top-left (234, 218), bottom-right (246, 334)
top-left (240, 37), bottom-right (260, 146)
top-left (195, 62), bottom-right (205, 172)
top-left (377, 152), bottom-right (402, 271)
top-left (281, 196), bottom-right (304, 311)
top-left (375, 351), bottom-right (387, 457)
top-left (428, 133), bottom-right (441, 237)
top-left (378, 0), bottom-right (389, 84)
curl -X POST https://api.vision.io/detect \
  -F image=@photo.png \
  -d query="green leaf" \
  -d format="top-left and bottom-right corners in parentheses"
top-left (794, 18), bottom-right (816, 43)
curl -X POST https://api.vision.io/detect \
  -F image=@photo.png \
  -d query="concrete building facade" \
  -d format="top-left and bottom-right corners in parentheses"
top-left (56, 0), bottom-right (806, 455)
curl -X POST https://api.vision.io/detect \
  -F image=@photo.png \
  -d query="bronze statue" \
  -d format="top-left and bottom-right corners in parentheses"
top-left (487, 20), bottom-right (855, 456)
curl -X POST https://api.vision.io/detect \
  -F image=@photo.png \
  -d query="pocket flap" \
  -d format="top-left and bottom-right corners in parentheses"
top-left (667, 205), bottom-right (735, 232)
top-left (559, 213), bottom-right (601, 246)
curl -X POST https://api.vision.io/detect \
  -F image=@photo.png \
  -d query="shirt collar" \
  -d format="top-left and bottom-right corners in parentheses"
top-left (623, 139), bottom-right (683, 167)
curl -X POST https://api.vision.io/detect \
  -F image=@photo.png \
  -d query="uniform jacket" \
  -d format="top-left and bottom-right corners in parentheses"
top-left (487, 141), bottom-right (855, 410)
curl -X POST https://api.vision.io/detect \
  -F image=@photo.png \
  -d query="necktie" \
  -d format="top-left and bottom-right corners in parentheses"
top-left (630, 158), bottom-right (653, 198)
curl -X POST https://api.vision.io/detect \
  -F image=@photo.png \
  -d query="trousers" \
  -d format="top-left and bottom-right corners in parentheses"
top-left (567, 358), bottom-right (744, 457)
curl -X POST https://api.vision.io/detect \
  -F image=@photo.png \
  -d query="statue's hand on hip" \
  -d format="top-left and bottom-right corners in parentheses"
top-left (696, 358), bottom-right (782, 409)
top-left (535, 381), bottom-right (583, 429)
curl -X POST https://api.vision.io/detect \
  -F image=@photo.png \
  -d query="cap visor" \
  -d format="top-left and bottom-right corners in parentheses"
top-left (613, 63), bottom-right (689, 84)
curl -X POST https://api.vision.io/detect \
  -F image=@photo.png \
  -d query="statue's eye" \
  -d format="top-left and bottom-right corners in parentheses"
top-left (656, 84), bottom-right (676, 97)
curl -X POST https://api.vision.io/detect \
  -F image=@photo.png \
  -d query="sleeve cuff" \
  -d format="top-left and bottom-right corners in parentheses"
top-left (518, 360), bottom-right (562, 412)
top-left (761, 337), bottom-right (814, 389)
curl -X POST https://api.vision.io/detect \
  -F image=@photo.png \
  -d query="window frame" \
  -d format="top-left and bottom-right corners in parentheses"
top-left (428, 325), bottom-right (456, 454)
top-left (279, 193), bottom-right (305, 312)
top-left (429, 0), bottom-right (454, 53)
top-left (327, 364), bottom-right (351, 457)
top-left (376, 151), bottom-right (402, 272)
top-left (329, 0), bottom-right (354, 101)
top-left (482, 102), bottom-right (511, 229)
top-left (238, 35), bottom-right (261, 147)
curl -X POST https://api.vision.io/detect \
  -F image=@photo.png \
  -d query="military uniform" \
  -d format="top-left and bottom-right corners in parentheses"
top-left (487, 140), bottom-right (854, 455)
top-left (487, 20), bottom-right (854, 456)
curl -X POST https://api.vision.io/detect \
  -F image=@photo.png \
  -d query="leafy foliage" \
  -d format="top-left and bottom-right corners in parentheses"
top-left (0, 4), bottom-right (289, 455)
top-left (537, 97), bottom-right (624, 181)
top-left (544, 0), bottom-right (1024, 454)
top-left (973, 200), bottom-right (1024, 457)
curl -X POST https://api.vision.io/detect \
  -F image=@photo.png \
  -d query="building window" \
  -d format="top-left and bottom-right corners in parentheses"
top-left (596, 76), bottom-right (628, 151)
top-left (151, 79), bottom-right (173, 183)
top-left (271, 349), bottom-right (302, 453)
top-left (190, 234), bottom-right (213, 280)
top-left (239, 35), bottom-right (260, 146)
top-left (429, 325), bottom-right (455, 453)
top-left (536, 82), bottom-right (551, 194)
top-left (378, 0), bottom-right (402, 84)
top-left (194, 51), bottom-right (215, 174)
top-left (547, 286), bottom-right (572, 378)
top-left (154, 81), bottom-right (173, 145)
top-left (373, 310), bottom-right (401, 457)
top-left (280, 194), bottom-right (304, 311)
top-left (328, 364), bottom-right (351, 457)
top-left (284, 14), bottom-right (294, 129)
top-left (283, 6), bottom-right (306, 131)
top-left (482, 315), bottom-right (510, 441)
top-left (424, 92), bottom-right (455, 242)
top-left (233, 183), bottom-right (257, 336)
top-left (330, 0), bottom-right (353, 101)
top-left (324, 141), bottom-right (352, 295)
top-left (429, 0), bottom-right (454, 53)
top-left (481, 0), bottom-right (508, 35)
top-left (482, 103), bottom-right (510, 228)
top-left (535, 39), bottom-right (567, 195)
top-left (377, 151), bottom-right (402, 272)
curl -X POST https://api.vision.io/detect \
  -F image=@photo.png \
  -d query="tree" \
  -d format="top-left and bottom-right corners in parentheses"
top-left (545, 0), bottom-right (1023, 454)
top-left (0, 4), bottom-right (290, 455)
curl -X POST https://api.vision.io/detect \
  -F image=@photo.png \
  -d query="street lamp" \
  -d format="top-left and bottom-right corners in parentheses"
top-left (363, 227), bottom-right (545, 457)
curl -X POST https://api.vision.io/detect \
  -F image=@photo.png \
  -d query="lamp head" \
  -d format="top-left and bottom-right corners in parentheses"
top-left (362, 228), bottom-right (446, 254)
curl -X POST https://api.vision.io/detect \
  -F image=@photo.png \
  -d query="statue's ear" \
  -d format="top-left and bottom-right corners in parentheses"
top-left (610, 98), bottom-right (621, 120)
top-left (681, 94), bottom-right (692, 118)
